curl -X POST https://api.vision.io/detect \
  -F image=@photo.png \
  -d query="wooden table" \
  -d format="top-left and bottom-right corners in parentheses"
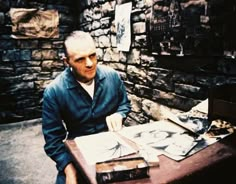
top-left (65, 133), bottom-right (236, 184)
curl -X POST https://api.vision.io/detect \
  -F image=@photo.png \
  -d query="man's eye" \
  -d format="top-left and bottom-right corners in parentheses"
top-left (76, 58), bottom-right (85, 63)
top-left (89, 53), bottom-right (96, 59)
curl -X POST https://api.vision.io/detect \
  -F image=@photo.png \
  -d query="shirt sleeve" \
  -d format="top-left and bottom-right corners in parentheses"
top-left (42, 87), bottom-right (73, 172)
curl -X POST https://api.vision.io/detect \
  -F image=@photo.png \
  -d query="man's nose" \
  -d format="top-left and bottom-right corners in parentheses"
top-left (85, 57), bottom-right (93, 67)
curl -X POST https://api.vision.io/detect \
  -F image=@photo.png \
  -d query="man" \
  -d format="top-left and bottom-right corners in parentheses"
top-left (42, 31), bottom-right (131, 184)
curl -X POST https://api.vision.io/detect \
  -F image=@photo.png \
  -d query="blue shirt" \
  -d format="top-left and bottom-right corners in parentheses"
top-left (42, 65), bottom-right (131, 172)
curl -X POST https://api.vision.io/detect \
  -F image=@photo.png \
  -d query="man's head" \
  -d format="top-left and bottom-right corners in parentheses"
top-left (64, 31), bottom-right (97, 83)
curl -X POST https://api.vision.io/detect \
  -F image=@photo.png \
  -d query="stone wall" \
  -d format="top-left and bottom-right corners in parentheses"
top-left (78, 0), bottom-right (236, 126)
top-left (1, 0), bottom-right (236, 125)
top-left (0, 0), bottom-right (76, 123)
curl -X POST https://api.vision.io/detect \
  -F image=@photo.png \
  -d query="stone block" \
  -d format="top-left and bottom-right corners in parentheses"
top-left (15, 67), bottom-right (41, 74)
top-left (52, 41), bottom-right (64, 48)
top-left (18, 40), bottom-right (38, 49)
top-left (119, 51), bottom-right (127, 63)
top-left (127, 111), bottom-right (149, 125)
top-left (98, 35), bottom-right (111, 47)
top-left (172, 72), bottom-right (195, 84)
top-left (134, 84), bottom-right (152, 99)
top-left (103, 48), bottom-right (119, 62)
top-left (14, 61), bottom-right (41, 68)
top-left (32, 49), bottom-right (58, 60)
top-left (107, 62), bottom-right (126, 71)
top-left (124, 81), bottom-right (134, 94)
top-left (52, 71), bottom-right (62, 79)
top-left (134, 35), bottom-right (147, 48)
top-left (35, 80), bottom-right (52, 89)
top-left (22, 73), bottom-right (37, 81)
top-left (92, 6), bottom-right (102, 20)
top-left (16, 99), bottom-right (37, 108)
top-left (41, 60), bottom-right (54, 70)
top-left (2, 49), bottom-right (20, 62)
top-left (133, 22), bottom-right (146, 34)
top-left (128, 94), bottom-right (142, 113)
top-left (0, 65), bottom-right (14, 76)
top-left (42, 60), bottom-right (64, 70)
top-left (82, 9), bottom-right (93, 22)
top-left (37, 72), bottom-right (51, 80)
top-left (140, 54), bottom-right (156, 66)
top-left (40, 41), bottom-right (52, 49)
top-left (0, 40), bottom-right (16, 49)
top-left (32, 50), bottom-right (42, 60)
top-left (100, 17), bottom-right (111, 28)
top-left (9, 82), bottom-right (34, 93)
top-left (127, 49), bottom-right (141, 64)
top-left (20, 49), bottom-right (31, 61)
top-left (174, 83), bottom-right (207, 99)
top-left (131, 10), bottom-right (145, 22)
top-left (142, 99), bottom-right (163, 121)
top-left (127, 65), bottom-right (147, 84)
top-left (124, 116), bottom-right (140, 126)
top-left (147, 68), bottom-right (174, 91)
top-left (95, 48), bottom-right (103, 60)
top-left (101, 1), bottom-right (115, 16)
top-left (92, 20), bottom-right (101, 30)
top-left (93, 29), bottom-right (104, 37)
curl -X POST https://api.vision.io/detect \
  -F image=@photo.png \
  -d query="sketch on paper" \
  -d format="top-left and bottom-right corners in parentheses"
top-left (74, 132), bottom-right (137, 165)
top-left (118, 121), bottom-right (199, 159)
top-left (169, 110), bottom-right (211, 134)
top-left (119, 118), bottom-right (235, 161)
top-left (133, 128), bottom-right (198, 156)
top-left (203, 119), bottom-right (235, 139)
top-left (115, 2), bottom-right (132, 51)
top-left (10, 8), bottom-right (59, 39)
top-left (165, 102), bottom-right (236, 160)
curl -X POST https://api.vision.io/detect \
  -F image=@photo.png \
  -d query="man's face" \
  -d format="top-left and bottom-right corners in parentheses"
top-left (65, 38), bottom-right (97, 83)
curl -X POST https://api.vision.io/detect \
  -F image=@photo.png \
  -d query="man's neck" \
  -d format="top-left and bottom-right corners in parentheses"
top-left (81, 79), bottom-right (94, 85)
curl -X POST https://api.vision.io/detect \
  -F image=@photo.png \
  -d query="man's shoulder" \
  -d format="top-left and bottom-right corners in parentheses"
top-left (44, 69), bottom-right (67, 93)
top-left (97, 64), bottom-right (118, 76)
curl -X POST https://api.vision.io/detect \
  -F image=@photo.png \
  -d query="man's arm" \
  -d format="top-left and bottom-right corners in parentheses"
top-left (64, 163), bottom-right (78, 184)
top-left (106, 72), bottom-right (131, 131)
top-left (42, 87), bottom-right (74, 173)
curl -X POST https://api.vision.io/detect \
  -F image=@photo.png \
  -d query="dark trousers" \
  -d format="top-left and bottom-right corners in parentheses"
top-left (56, 171), bottom-right (65, 184)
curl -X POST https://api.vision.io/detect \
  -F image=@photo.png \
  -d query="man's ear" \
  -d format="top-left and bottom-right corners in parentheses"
top-left (59, 53), bottom-right (69, 66)
top-left (63, 56), bottom-right (69, 67)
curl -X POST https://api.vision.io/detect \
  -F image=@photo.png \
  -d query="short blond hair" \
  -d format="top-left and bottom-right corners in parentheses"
top-left (64, 31), bottom-right (95, 57)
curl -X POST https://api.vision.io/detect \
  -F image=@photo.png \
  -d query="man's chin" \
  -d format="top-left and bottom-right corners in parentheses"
top-left (82, 75), bottom-right (96, 83)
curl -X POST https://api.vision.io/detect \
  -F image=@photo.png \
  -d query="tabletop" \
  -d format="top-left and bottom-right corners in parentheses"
top-left (65, 132), bottom-right (236, 184)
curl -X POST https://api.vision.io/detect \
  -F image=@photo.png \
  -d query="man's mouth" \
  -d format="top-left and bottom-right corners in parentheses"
top-left (86, 68), bottom-right (95, 74)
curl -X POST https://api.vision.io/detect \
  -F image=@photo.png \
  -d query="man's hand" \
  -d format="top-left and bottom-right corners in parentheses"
top-left (64, 163), bottom-right (78, 184)
top-left (106, 113), bottom-right (123, 131)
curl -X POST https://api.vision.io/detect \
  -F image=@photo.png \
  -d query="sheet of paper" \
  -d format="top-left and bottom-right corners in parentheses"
top-left (167, 109), bottom-right (210, 134)
top-left (191, 99), bottom-right (208, 114)
top-left (115, 2), bottom-right (132, 51)
top-left (118, 121), bottom-right (198, 158)
top-left (74, 132), bottom-right (137, 165)
top-left (201, 119), bottom-right (236, 142)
